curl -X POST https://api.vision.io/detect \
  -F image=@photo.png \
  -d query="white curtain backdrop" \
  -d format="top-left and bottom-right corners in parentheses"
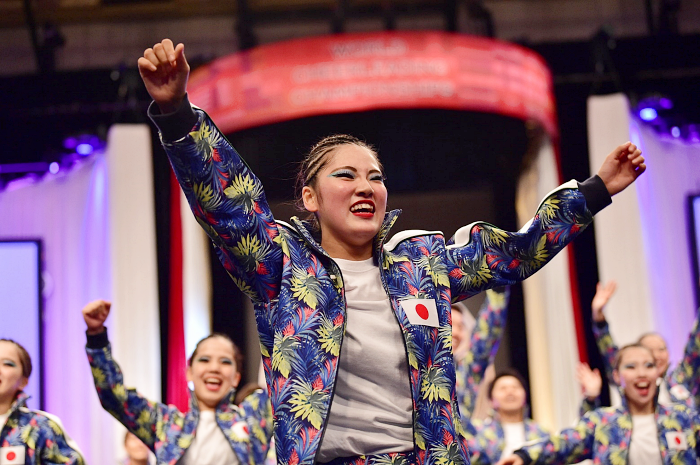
top-left (0, 124), bottom-right (161, 465)
top-left (516, 137), bottom-right (582, 432)
top-left (588, 94), bottom-right (700, 366)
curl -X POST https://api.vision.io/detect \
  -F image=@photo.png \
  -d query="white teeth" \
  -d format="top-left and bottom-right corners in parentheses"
top-left (351, 203), bottom-right (374, 212)
top-left (204, 378), bottom-right (221, 384)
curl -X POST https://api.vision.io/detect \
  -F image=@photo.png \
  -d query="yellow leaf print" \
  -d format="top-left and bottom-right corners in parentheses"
top-left (190, 121), bottom-right (223, 161)
top-left (414, 428), bottom-right (426, 450)
top-left (539, 197), bottom-right (561, 221)
top-left (289, 381), bottom-right (328, 429)
top-left (463, 255), bottom-right (492, 288)
top-left (616, 415), bottom-right (632, 430)
top-left (259, 342), bottom-right (270, 358)
top-left (178, 435), bottom-right (193, 449)
top-left (290, 266), bottom-right (321, 309)
top-left (483, 226), bottom-right (509, 247)
top-left (272, 333), bottom-right (300, 378)
top-left (114, 384), bottom-right (127, 402)
top-left (609, 449), bottom-right (627, 465)
top-left (317, 315), bottom-right (343, 356)
top-left (421, 366), bottom-right (451, 402)
top-left (193, 182), bottom-right (215, 205)
top-left (91, 366), bottom-right (106, 386)
top-left (224, 173), bottom-right (264, 214)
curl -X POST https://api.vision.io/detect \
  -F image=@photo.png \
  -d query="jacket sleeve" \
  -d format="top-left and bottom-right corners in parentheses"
top-left (37, 414), bottom-right (87, 465)
top-left (669, 313), bottom-right (700, 404)
top-left (457, 287), bottom-right (509, 417)
top-left (592, 320), bottom-right (618, 387)
top-left (150, 96), bottom-right (284, 304)
top-left (515, 413), bottom-right (596, 465)
top-left (446, 176), bottom-right (611, 301)
top-left (85, 330), bottom-right (175, 450)
top-left (239, 388), bottom-right (274, 462)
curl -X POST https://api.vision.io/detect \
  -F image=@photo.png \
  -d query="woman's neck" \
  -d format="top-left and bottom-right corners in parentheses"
top-left (498, 409), bottom-right (524, 424)
top-left (0, 396), bottom-right (15, 416)
top-left (628, 397), bottom-right (655, 416)
top-left (322, 238), bottom-right (373, 261)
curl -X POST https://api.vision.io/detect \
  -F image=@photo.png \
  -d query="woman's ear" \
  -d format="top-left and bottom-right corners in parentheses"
top-left (302, 185), bottom-right (319, 213)
top-left (19, 377), bottom-right (28, 391)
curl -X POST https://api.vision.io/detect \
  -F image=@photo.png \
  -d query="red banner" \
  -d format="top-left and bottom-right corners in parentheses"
top-left (188, 31), bottom-right (557, 137)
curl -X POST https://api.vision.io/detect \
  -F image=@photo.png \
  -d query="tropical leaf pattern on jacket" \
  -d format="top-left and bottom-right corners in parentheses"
top-left (518, 402), bottom-right (700, 464)
top-left (157, 106), bottom-right (604, 465)
top-left (464, 415), bottom-right (548, 465)
top-left (86, 342), bottom-right (273, 465)
top-left (0, 392), bottom-right (85, 464)
top-left (455, 288), bottom-right (510, 419)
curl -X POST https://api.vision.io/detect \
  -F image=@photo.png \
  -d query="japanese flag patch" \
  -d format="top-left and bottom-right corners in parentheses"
top-left (665, 432), bottom-right (688, 451)
top-left (0, 446), bottom-right (25, 465)
top-left (400, 298), bottom-right (440, 327)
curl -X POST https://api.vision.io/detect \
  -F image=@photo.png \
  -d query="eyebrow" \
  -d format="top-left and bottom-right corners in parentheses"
top-left (330, 166), bottom-right (382, 174)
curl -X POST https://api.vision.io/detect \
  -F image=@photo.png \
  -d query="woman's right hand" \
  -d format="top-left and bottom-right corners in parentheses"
top-left (577, 362), bottom-right (602, 400)
top-left (137, 38), bottom-right (190, 114)
top-left (591, 280), bottom-right (616, 322)
top-left (496, 455), bottom-right (524, 465)
top-left (82, 299), bottom-right (111, 335)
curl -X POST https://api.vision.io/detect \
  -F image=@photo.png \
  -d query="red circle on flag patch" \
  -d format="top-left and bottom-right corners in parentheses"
top-left (415, 304), bottom-right (429, 320)
top-left (7, 451), bottom-right (16, 461)
top-left (676, 436), bottom-right (682, 445)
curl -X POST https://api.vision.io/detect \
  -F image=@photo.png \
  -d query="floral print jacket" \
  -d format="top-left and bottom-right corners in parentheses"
top-left (465, 414), bottom-right (548, 465)
top-left (514, 399), bottom-right (700, 464)
top-left (593, 317), bottom-right (700, 408)
top-left (0, 392), bottom-right (85, 464)
top-left (149, 96), bottom-right (611, 465)
top-left (455, 288), bottom-right (510, 419)
top-left (86, 331), bottom-right (273, 465)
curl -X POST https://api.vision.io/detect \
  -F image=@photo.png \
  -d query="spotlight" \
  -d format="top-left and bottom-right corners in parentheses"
top-left (639, 108), bottom-right (658, 121)
top-left (49, 162), bottom-right (59, 174)
top-left (671, 126), bottom-right (681, 138)
top-left (76, 143), bottom-right (94, 156)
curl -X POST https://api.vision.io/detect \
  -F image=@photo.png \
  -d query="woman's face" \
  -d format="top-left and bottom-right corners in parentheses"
top-left (302, 144), bottom-right (388, 257)
top-left (615, 346), bottom-right (657, 411)
top-left (491, 375), bottom-right (526, 414)
top-left (638, 334), bottom-right (669, 376)
top-left (187, 337), bottom-right (241, 410)
top-left (451, 307), bottom-right (466, 353)
top-left (0, 341), bottom-right (27, 410)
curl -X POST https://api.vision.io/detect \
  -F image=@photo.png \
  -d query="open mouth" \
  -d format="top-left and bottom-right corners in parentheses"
top-left (204, 378), bottom-right (222, 392)
top-left (634, 380), bottom-right (651, 396)
top-left (350, 201), bottom-right (375, 218)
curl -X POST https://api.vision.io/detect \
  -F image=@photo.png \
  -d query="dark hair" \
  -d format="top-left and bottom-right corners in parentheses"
top-left (188, 333), bottom-right (244, 374)
top-left (0, 339), bottom-right (32, 379)
top-left (487, 368), bottom-right (527, 400)
top-left (614, 343), bottom-right (654, 370)
top-left (293, 134), bottom-right (383, 214)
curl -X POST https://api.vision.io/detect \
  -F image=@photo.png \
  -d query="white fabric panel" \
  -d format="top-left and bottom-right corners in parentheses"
top-left (587, 94), bottom-right (654, 349)
top-left (106, 124), bottom-right (162, 462)
top-left (516, 137), bottom-right (581, 432)
top-left (0, 156), bottom-right (115, 464)
top-left (588, 94), bottom-right (700, 366)
top-left (181, 189), bottom-right (212, 358)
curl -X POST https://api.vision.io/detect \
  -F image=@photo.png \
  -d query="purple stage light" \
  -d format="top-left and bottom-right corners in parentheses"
top-left (658, 98), bottom-right (673, 110)
top-left (76, 143), bottom-right (94, 156)
top-left (671, 126), bottom-right (681, 138)
top-left (49, 162), bottom-right (60, 174)
top-left (639, 108), bottom-right (658, 121)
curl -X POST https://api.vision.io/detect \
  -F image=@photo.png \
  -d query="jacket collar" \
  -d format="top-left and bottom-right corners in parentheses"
top-left (288, 209), bottom-right (402, 264)
top-left (5, 392), bottom-right (29, 417)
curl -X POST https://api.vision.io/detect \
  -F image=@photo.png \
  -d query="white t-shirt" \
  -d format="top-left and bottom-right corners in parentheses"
top-left (177, 411), bottom-right (239, 465)
top-left (628, 414), bottom-right (662, 465)
top-left (499, 422), bottom-right (526, 460)
top-left (317, 258), bottom-right (413, 462)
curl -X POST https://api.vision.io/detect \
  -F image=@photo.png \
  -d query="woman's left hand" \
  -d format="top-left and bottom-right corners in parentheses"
top-left (597, 142), bottom-right (646, 196)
